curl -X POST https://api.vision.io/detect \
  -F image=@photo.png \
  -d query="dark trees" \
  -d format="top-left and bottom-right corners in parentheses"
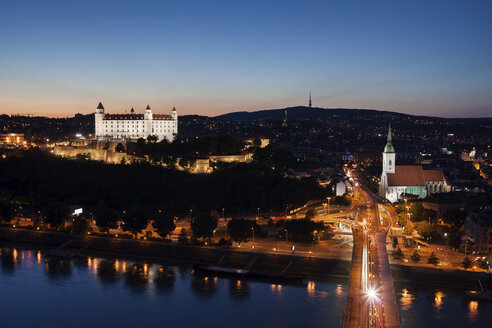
top-left (123, 206), bottom-right (149, 238)
top-left (427, 252), bottom-right (439, 266)
top-left (95, 208), bottom-right (120, 233)
top-left (152, 212), bottom-right (176, 239)
top-left (42, 202), bottom-right (71, 228)
top-left (190, 211), bottom-right (218, 241)
top-left (227, 218), bottom-right (257, 243)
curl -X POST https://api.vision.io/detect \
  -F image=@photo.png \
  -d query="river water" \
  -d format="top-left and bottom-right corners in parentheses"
top-left (1, 247), bottom-right (490, 328)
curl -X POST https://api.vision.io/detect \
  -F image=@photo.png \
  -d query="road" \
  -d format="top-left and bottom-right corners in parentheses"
top-left (343, 186), bottom-right (400, 328)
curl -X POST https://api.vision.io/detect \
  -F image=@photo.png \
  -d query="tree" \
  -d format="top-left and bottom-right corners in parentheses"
top-left (304, 208), bottom-right (317, 220)
top-left (411, 251), bottom-right (421, 263)
top-left (147, 135), bottom-right (158, 143)
top-left (115, 143), bottom-right (126, 153)
top-left (427, 252), bottom-right (439, 266)
top-left (447, 228), bottom-right (462, 248)
top-left (42, 202), bottom-right (71, 229)
top-left (442, 209), bottom-right (466, 226)
top-left (392, 237), bottom-right (398, 248)
top-left (462, 256), bottom-right (472, 270)
top-left (477, 258), bottom-right (489, 271)
top-left (178, 228), bottom-right (188, 244)
top-left (283, 219), bottom-right (325, 243)
top-left (0, 200), bottom-right (15, 222)
top-left (392, 248), bottom-right (405, 261)
top-left (71, 217), bottom-right (90, 235)
top-left (227, 218), bottom-right (256, 243)
top-left (95, 208), bottom-right (120, 233)
top-left (178, 158), bottom-right (189, 168)
top-left (123, 206), bottom-right (149, 238)
top-left (152, 212), bottom-right (176, 239)
top-left (414, 221), bottom-right (439, 241)
top-left (190, 211), bottom-right (218, 241)
top-left (252, 137), bottom-right (261, 148)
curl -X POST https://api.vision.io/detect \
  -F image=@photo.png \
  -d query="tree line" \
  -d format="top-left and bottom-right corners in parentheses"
top-left (0, 150), bottom-right (328, 236)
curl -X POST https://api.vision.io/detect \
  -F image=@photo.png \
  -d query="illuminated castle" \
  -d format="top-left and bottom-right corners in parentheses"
top-left (94, 102), bottom-right (178, 142)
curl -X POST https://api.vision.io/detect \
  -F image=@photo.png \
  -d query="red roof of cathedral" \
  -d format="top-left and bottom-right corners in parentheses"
top-left (387, 165), bottom-right (425, 186)
top-left (423, 169), bottom-right (446, 181)
top-left (387, 166), bottom-right (446, 186)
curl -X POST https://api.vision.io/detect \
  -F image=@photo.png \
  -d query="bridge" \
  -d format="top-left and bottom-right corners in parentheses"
top-left (338, 186), bottom-right (401, 328)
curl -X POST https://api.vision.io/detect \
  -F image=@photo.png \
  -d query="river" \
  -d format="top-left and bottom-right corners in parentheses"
top-left (1, 247), bottom-right (490, 327)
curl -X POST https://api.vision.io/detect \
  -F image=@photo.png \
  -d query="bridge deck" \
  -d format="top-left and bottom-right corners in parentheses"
top-left (343, 228), bottom-right (363, 328)
top-left (375, 232), bottom-right (400, 328)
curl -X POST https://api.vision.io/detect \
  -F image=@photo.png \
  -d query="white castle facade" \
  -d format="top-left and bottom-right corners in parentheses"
top-left (94, 102), bottom-right (178, 141)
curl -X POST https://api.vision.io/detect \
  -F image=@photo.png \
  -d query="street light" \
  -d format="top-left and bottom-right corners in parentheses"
top-left (285, 229), bottom-right (288, 243)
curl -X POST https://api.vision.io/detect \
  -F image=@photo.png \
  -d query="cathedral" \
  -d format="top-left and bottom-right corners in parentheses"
top-left (94, 102), bottom-right (178, 142)
top-left (379, 125), bottom-right (450, 203)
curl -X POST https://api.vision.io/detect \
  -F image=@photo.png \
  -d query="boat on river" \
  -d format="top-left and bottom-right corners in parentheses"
top-left (466, 280), bottom-right (492, 300)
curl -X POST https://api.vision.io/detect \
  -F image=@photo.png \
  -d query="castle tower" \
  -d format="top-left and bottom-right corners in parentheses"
top-left (144, 105), bottom-right (153, 136)
top-left (379, 124), bottom-right (396, 197)
top-left (308, 91), bottom-right (312, 108)
top-left (172, 106), bottom-right (177, 121)
top-left (95, 102), bottom-right (105, 139)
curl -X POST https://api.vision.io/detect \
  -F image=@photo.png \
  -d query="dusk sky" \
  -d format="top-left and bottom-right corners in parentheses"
top-left (1, 0), bottom-right (491, 118)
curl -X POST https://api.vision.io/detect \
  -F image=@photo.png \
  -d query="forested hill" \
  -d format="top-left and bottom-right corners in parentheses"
top-left (215, 106), bottom-right (492, 124)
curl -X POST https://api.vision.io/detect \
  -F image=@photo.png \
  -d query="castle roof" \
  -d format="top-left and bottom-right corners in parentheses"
top-left (153, 114), bottom-right (173, 120)
top-left (102, 113), bottom-right (173, 121)
top-left (146, 105), bottom-right (151, 110)
top-left (97, 102), bottom-right (104, 109)
top-left (103, 114), bottom-right (144, 120)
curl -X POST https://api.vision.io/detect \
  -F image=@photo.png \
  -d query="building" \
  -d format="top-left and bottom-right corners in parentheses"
top-left (0, 133), bottom-right (24, 144)
top-left (464, 211), bottom-right (492, 253)
top-left (95, 102), bottom-right (178, 142)
top-left (379, 125), bottom-right (450, 202)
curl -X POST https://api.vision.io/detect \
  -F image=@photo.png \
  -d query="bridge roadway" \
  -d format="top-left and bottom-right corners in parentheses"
top-left (341, 186), bottom-right (400, 328)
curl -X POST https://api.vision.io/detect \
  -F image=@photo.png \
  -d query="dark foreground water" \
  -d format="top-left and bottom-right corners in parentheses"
top-left (1, 247), bottom-right (491, 328)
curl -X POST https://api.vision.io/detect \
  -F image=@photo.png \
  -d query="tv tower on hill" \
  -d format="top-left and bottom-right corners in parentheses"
top-left (308, 91), bottom-right (312, 108)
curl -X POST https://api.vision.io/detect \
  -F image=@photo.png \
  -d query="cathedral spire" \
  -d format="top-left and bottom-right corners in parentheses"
top-left (308, 91), bottom-right (312, 108)
top-left (384, 124), bottom-right (395, 153)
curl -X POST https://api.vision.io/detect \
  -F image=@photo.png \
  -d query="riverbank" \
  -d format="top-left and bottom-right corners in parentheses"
top-left (0, 227), bottom-right (351, 279)
top-left (1, 227), bottom-right (489, 288)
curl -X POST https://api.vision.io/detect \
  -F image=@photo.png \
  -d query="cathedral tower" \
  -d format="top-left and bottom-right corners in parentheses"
top-left (382, 124), bottom-right (395, 174)
top-left (379, 124), bottom-right (396, 197)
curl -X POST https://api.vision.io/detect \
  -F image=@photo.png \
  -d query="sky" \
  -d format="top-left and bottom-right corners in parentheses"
top-left (0, 0), bottom-right (491, 118)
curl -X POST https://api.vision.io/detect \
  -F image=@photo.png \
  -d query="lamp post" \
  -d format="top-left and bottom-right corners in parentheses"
top-left (251, 227), bottom-right (255, 245)
top-left (285, 229), bottom-right (288, 243)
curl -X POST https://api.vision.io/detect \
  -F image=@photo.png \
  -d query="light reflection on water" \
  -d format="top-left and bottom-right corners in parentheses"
top-left (399, 288), bottom-right (416, 311)
top-left (1, 247), bottom-right (492, 328)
